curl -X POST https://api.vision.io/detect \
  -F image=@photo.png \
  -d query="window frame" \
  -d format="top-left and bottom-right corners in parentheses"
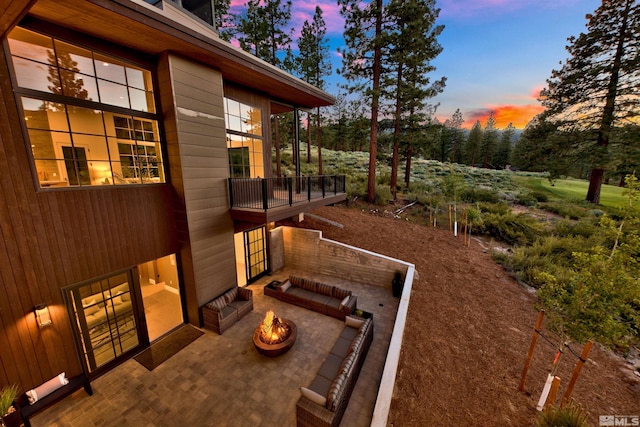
top-left (5, 19), bottom-right (167, 191)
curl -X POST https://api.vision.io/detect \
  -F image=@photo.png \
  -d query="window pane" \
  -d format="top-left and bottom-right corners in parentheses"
top-left (94, 54), bottom-right (126, 84)
top-left (22, 98), bottom-right (69, 132)
top-left (67, 106), bottom-right (105, 135)
top-left (60, 70), bottom-right (98, 101)
top-left (73, 134), bottom-right (110, 161)
top-left (54, 40), bottom-right (95, 76)
top-left (98, 80), bottom-right (130, 109)
top-left (7, 27), bottom-right (54, 62)
top-left (125, 66), bottom-right (152, 91)
top-left (12, 57), bottom-right (59, 93)
top-left (129, 87), bottom-right (155, 113)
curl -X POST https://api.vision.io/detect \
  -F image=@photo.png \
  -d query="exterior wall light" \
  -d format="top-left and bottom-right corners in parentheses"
top-left (34, 304), bottom-right (52, 327)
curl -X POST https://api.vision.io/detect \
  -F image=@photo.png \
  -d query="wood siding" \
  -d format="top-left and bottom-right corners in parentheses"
top-left (158, 53), bottom-right (236, 321)
top-left (0, 43), bottom-right (177, 390)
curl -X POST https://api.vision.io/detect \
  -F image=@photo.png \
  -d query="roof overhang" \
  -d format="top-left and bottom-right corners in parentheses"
top-left (5, 0), bottom-right (335, 110)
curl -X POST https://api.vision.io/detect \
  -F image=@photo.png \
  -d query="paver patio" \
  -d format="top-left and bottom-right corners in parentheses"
top-left (30, 269), bottom-right (398, 427)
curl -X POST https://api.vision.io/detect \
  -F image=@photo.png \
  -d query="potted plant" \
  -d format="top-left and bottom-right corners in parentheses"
top-left (0, 384), bottom-right (21, 427)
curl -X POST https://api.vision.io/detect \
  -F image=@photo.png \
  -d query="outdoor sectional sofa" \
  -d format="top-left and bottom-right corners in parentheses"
top-left (264, 275), bottom-right (357, 320)
top-left (296, 315), bottom-right (374, 427)
top-left (202, 286), bottom-right (253, 334)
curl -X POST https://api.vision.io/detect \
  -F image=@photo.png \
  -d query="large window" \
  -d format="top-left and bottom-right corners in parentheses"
top-left (7, 26), bottom-right (165, 187)
top-left (225, 97), bottom-right (263, 178)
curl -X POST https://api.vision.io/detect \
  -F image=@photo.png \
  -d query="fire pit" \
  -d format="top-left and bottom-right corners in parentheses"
top-left (253, 310), bottom-right (297, 357)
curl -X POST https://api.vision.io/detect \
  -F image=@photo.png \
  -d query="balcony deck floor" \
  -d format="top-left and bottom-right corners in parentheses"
top-left (30, 269), bottom-right (398, 427)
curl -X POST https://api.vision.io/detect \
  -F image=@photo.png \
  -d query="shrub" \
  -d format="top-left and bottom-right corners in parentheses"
top-left (478, 201), bottom-right (510, 215)
top-left (542, 202), bottom-right (589, 220)
top-left (537, 402), bottom-right (589, 427)
top-left (374, 184), bottom-right (392, 205)
top-left (460, 187), bottom-right (501, 203)
top-left (516, 191), bottom-right (539, 207)
top-left (476, 212), bottom-right (543, 246)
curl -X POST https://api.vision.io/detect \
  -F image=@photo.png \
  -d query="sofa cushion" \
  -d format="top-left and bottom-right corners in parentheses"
top-left (288, 287), bottom-right (315, 300)
top-left (333, 287), bottom-right (351, 299)
top-left (309, 374), bottom-right (332, 398)
top-left (327, 372), bottom-right (347, 411)
top-left (338, 296), bottom-right (350, 310)
top-left (310, 293), bottom-right (332, 305)
top-left (316, 282), bottom-right (334, 296)
top-left (299, 278), bottom-right (317, 292)
top-left (300, 386), bottom-right (326, 406)
top-left (340, 351), bottom-right (357, 376)
top-left (340, 326), bottom-right (358, 341)
top-left (207, 296), bottom-right (227, 311)
top-left (318, 353), bottom-right (343, 381)
top-left (220, 306), bottom-right (236, 319)
top-left (329, 337), bottom-right (352, 359)
top-left (224, 287), bottom-right (238, 304)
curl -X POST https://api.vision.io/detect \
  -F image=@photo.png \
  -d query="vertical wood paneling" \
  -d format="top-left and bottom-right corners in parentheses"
top-left (0, 42), bottom-right (178, 391)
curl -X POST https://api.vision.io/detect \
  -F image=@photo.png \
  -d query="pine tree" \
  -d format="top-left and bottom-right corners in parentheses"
top-left (213, 0), bottom-right (234, 41)
top-left (495, 123), bottom-right (516, 169)
top-left (383, 0), bottom-right (445, 197)
top-left (236, 0), bottom-right (293, 69)
top-left (480, 112), bottom-right (497, 168)
top-left (444, 109), bottom-right (464, 163)
top-left (464, 120), bottom-right (482, 166)
top-left (296, 6), bottom-right (331, 174)
top-left (339, 0), bottom-right (384, 203)
top-left (541, 0), bottom-right (640, 204)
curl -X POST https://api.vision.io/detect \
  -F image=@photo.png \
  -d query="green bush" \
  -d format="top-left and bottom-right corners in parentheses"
top-left (537, 402), bottom-right (589, 427)
top-left (460, 187), bottom-right (501, 203)
top-left (515, 191), bottom-right (539, 207)
top-left (476, 212), bottom-right (543, 246)
top-left (542, 202), bottom-right (589, 220)
top-left (374, 184), bottom-right (392, 205)
top-left (478, 201), bottom-right (510, 215)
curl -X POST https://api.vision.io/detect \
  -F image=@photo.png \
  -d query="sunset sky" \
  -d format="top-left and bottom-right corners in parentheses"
top-left (230, 0), bottom-right (603, 129)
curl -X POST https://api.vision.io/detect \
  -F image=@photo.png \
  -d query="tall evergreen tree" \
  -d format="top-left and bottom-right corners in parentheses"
top-left (339, 0), bottom-right (384, 203)
top-left (236, 0), bottom-right (293, 69)
top-left (495, 122), bottom-right (516, 169)
top-left (480, 112), bottom-right (497, 168)
top-left (213, 0), bottom-right (234, 41)
top-left (444, 109), bottom-right (464, 163)
top-left (464, 120), bottom-right (482, 166)
top-left (541, 0), bottom-right (640, 204)
top-left (297, 6), bottom-right (331, 173)
top-left (383, 0), bottom-right (445, 196)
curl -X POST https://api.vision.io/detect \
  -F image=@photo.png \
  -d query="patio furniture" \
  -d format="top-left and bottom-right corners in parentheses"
top-left (264, 275), bottom-right (356, 320)
top-left (202, 287), bottom-right (253, 334)
top-left (17, 374), bottom-right (93, 427)
top-left (296, 315), bottom-right (374, 427)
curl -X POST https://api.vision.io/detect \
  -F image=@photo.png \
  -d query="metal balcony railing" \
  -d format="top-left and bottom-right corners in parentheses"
top-left (228, 175), bottom-right (346, 210)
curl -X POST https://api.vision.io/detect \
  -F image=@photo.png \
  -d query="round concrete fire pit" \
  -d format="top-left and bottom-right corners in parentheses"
top-left (253, 318), bottom-right (297, 357)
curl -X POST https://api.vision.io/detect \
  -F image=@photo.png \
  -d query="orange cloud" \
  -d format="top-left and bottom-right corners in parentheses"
top-left (462, 104), bottom-right (544, 129)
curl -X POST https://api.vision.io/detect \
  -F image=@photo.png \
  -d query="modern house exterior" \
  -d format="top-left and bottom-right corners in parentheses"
top-left (0, 0), bottom-right (345, 395)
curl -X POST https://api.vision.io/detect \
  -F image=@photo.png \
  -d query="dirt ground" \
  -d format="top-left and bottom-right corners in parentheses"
top-left (282, 203), bottom-right (640, 427)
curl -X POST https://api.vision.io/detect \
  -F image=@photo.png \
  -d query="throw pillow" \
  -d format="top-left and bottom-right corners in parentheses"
top-left (26, 372), bottom-right (69, 405)
top-left (84, 302), bottom-right (101, 316)
top-left (300, 387), bottom-right (326, 406)
top-left (112, 296), bottom-right (123, 305)
top-left (279, 281), bottom-right (292, 292)
top-left (345, 315), bottom-right (365, 328)
top-left (338, 295), bottom-right (350, 310)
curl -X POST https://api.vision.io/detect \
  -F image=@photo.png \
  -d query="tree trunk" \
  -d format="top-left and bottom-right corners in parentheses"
top-left (367, 0), bottom-right (383, 204)
top-left (316, 107), bottom-right (322, 175)
top-left (390, 62), bottom-right (403, 200)
top-left (404, 145), bottom-right (413, 188)
top-left (586, 168), bottom-right (604, 205)
top-left (586, 0), bottom-right (630, 204)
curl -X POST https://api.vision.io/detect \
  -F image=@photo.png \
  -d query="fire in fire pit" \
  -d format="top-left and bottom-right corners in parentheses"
top-left (253, 310), bottom-right (297, 357)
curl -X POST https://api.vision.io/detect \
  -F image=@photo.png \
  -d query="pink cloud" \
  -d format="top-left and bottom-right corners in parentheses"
top-left (438, 0), bottom-right (584, 19)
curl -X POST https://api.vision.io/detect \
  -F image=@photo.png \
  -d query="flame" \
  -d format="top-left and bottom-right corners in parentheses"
top-left (259, 310), bottom-right (289, 344)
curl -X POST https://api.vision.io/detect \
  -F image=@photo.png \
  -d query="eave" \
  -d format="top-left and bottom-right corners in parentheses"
top-left (10, 0), bottom-right (334, 109)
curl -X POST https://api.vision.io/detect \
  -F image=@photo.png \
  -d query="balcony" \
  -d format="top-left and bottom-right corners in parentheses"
top-left (228, 175), bottom-right (347, 223)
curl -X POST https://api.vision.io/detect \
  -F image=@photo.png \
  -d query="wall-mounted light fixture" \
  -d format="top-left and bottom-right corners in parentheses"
top-left (34, 304), bottom-right (52, 327)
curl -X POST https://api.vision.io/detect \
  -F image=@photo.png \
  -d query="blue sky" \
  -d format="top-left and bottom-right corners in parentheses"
top-left (230, 0), bottom-right (603, 128)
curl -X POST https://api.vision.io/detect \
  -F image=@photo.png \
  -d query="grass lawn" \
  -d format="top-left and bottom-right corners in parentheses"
top-left (515, 175), bottom-right (628, 209)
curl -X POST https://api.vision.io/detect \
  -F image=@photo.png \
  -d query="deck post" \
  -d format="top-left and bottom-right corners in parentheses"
top-left (288, 177), bottom-right (293, 206)
top-left (262, 178), bottom-right (268, 210)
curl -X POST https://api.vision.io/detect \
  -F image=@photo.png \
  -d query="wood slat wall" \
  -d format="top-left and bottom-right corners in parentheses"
top-left (0, 42), bottom-right (178, 390)
top-left (159, 53), bottom-right (237, 321)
